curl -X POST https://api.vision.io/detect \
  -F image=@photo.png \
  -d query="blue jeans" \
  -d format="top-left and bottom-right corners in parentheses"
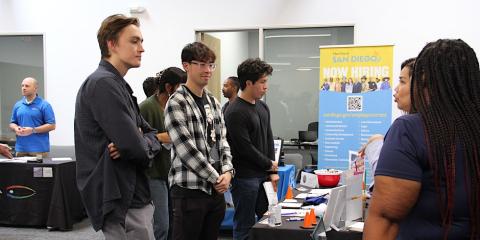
top-left (231, 177), bottom-right (268, 240)
top-left (149, 179), bottom-right (169, 240)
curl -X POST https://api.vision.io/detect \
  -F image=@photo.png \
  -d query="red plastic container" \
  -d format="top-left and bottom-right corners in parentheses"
top-left (314, 170), bottom-right (341, 187)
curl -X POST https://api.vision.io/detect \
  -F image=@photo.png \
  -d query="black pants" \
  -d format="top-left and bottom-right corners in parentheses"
top-left (171, 188), bottom-right (225, 240)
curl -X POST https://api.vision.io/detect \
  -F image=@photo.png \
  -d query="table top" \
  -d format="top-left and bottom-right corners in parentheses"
top-left (284, 140), bottom-right (318, 146)
top-left (0, 158), bottom-right (75, 165)
top-left (250, 186), bottom-right (363, 240)
top-left (0, 156), bottom-right (84, 230)
top-left (251, 217), bottom-right (362, 240)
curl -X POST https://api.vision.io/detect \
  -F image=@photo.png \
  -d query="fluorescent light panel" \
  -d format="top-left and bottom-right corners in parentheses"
top-left (296, 68), bottom-right (313, 71)
top-left (265, 34), bottom-right (331, 39)
top-left (268, 62), bottom-right (291, 66)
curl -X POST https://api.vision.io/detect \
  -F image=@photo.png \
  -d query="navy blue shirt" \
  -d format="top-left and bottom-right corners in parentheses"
top-left (375, 114), bottom-right (470, 239)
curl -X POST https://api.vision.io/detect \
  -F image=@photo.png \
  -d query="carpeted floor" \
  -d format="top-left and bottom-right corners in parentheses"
top-left (0, 218), bottom-right (103, 240)
top-left (0, 218), bottom-right (234, 240)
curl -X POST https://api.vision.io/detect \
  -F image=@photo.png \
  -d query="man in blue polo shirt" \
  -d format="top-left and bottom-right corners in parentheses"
top-left (9, 77), bottom-right (56, 157)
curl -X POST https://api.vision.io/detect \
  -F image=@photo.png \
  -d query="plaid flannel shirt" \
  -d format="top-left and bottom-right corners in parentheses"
top-left (165, 85), bottom-right (234, 194)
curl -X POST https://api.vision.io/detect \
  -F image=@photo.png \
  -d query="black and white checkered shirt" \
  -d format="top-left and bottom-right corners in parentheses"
top-left (165, 85), bottom-right (234, 195)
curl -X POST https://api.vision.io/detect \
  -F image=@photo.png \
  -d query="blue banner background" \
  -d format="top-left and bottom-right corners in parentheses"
top-left (317, 90), bottom-right (392, 186)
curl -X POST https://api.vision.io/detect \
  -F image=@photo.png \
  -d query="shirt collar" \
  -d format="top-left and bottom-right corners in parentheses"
top-left (23, 95), bottom-right (40, 105)
top-left (99, 59), bottom-right (127, 85)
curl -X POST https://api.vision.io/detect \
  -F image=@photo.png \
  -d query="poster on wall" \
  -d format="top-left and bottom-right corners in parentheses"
top-left (317, 45), bottom-right (393, 187)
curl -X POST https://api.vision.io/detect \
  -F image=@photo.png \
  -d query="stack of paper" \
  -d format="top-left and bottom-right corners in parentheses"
top-left (279, 202), bottom-right (303, 209)
top-left (347, 222), bottom-right (364, 232)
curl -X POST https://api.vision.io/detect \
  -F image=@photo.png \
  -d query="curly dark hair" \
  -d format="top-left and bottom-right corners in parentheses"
top-left (237, 58), bottom-right (273, 90)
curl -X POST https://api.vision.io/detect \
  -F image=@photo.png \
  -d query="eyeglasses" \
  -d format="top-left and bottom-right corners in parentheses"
top-left (190, 61), bottom-right (216, 70)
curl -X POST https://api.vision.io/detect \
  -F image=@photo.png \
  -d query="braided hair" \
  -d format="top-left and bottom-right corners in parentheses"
top-left (411, 39), bottom-right (480, 239)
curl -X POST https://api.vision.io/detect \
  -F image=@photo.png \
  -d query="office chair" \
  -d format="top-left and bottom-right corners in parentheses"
top-left (283, 153), bottom-right (304, 180)
top-left (307, 121), bottom-right (318, 132)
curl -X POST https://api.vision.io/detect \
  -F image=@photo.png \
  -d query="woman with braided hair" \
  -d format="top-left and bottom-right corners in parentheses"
top-left (364, 39), bottom-right (480, 239)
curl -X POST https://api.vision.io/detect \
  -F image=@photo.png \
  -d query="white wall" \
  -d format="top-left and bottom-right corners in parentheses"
top-left (1, 0), bottom-right (479, 145)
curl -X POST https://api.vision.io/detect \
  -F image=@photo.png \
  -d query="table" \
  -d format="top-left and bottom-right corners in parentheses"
top-left (284, 141), bottom-right (318, 150)
top-left (220, 164), bottom-right (296, 229)
top-left (249, 186), bottom-right (363, 240)
top-left (0, 159), bottom-right (85, 230)
top-left (250, 219), bottom-right (362, 240)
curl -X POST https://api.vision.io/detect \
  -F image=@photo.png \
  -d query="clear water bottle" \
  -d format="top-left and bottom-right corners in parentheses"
top-left (268, 204), bottom-right (282, 227)
top-left (274, 204), bottom-right (282, 226)
top-left (268, 205), bottom-right (276, 227)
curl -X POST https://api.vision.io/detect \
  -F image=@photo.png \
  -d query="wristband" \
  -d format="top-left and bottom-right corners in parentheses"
top-left (32, 127), bottom-right (36, 134)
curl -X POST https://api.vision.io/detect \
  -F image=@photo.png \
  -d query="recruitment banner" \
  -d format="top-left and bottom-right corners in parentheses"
top-left (317, 45), bottom-right (393, 187)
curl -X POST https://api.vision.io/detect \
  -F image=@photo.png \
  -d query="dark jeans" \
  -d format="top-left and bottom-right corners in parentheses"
top-left (231, 177), bottom-right (269, 240)
top-left (171, 188), bottom-right (225, 240)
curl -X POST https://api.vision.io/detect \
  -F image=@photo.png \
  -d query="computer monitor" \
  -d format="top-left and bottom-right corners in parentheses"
top-left (322, 185), bottom-right (347, 231)
top-left (273, 139), bottom-right (283, 162)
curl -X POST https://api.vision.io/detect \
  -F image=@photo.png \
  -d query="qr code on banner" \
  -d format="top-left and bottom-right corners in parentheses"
top-left (347, 95), bottom-right (363, 112)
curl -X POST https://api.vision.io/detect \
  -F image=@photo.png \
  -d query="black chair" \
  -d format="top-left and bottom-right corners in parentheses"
top-left (283, 153), bottom-right (303, 181)
top-left (307, 121), bottom-right (318, 132)
top-left (299, 121), bottom-right (318, 142)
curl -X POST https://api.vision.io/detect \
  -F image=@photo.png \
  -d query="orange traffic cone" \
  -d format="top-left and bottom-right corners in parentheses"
top-left (309, 208), bottom-right (317, 225)
top-left (285, 185), bottom-right (293, 199)
top-left (300, 211), bottom-right (313, 229)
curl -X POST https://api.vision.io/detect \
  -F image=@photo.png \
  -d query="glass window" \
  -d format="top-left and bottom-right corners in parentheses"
top-left (0, 35), bottom-right (44, 144)
top-left (196, 27), bottom-right (354, 141)
top-left (263, 27), bottom-right (354, 140)
top-left (197, 30), bottom-right (259, 105)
